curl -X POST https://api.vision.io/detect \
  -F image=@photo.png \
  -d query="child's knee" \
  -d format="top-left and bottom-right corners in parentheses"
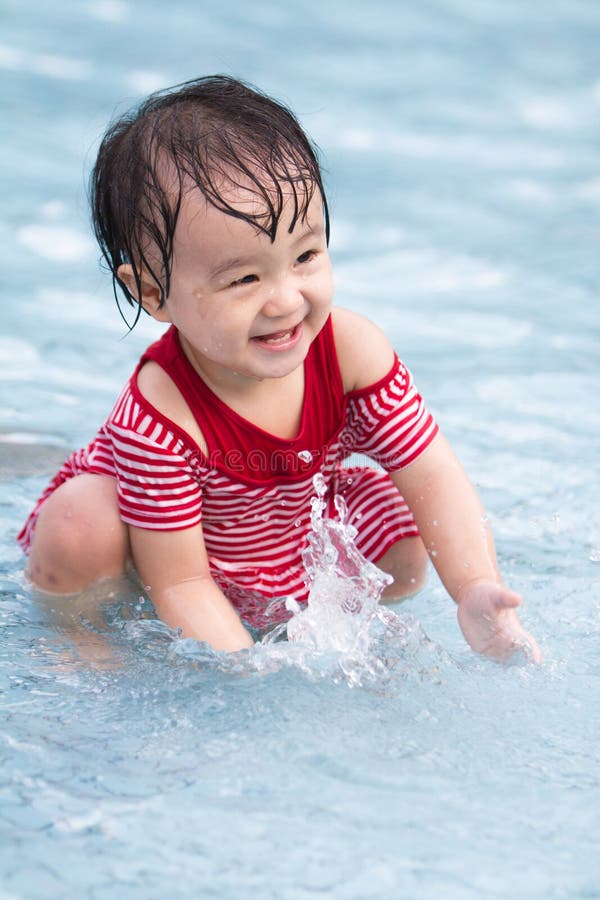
top-left (27, 475), bottom-right (128, 592)
top-left (378, 536), bottom-right (429, 601)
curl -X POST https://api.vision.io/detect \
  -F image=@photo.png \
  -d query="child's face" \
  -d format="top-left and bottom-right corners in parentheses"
top-left (145, 183), bottom-right (333, 388)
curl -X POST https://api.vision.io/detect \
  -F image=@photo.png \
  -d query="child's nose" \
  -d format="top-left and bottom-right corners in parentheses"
top-left (261, 278), bottom-right (303, 318)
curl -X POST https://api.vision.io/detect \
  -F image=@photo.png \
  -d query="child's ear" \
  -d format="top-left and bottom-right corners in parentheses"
top-left (117, 264), bottom-right (171, 323)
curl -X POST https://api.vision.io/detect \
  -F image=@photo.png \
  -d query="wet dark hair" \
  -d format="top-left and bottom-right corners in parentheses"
top-left (90, 74), bottom-right (330, 327)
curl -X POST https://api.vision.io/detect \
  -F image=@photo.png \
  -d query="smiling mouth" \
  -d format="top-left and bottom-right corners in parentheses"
top-left (251, 323), bottom-right (300, 344)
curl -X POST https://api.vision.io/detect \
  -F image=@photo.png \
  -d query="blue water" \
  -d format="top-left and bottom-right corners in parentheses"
top-left (1, 1), bottom-right (600, 897)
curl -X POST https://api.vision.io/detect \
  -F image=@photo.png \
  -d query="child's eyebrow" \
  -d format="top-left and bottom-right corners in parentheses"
top-left (208, 224), bottom-right (325, 281)
top-left (293, 223), bottom-right (324, 243)
top-left (208, 255), bottom-right (256, 281)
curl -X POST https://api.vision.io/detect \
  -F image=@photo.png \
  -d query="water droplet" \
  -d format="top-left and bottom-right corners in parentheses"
top-left (430, 550), bottom-right (438, 558)
top-left (432, 519), bottom-right (439, 527)
top-left (313, 473), bottom-right (327, 498)
top-left (590, 549), bottom-right (600, 562)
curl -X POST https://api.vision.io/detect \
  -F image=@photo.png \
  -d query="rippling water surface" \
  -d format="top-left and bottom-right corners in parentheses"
top-left (1, 1), bottom-right (599, 897)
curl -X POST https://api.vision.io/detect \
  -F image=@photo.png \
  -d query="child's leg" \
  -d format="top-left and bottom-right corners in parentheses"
top-left (331, 465), bottom-right (429, 602)
top-left (26, 473), bottom-right (129, 594)
top-left (375, 536), bottom-right (429, 602)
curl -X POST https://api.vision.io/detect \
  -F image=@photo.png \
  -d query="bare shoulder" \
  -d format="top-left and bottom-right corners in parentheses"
top-left (136, 361), bottom-right (207, 451)
top-left (331, 307), bottom-right (396, 392)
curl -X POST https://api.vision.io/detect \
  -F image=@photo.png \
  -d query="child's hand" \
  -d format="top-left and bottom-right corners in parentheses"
top-left (456, 580), bottom-right (542, 663)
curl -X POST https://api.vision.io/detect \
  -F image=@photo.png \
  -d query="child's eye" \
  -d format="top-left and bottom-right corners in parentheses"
top-left (296, 250), bottom-right (316, 265)
top-left (231, 273), bottom-right (258, 287)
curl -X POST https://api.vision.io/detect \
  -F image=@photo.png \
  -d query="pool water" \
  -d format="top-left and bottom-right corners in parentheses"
top-left (1, 1), bottom-right (599, 897)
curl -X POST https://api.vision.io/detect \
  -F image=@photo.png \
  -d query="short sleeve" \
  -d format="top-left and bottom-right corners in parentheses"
top-left (109, 422), bottom-right (203, 531)
top-left (341, 355), bottom-right (439, 471)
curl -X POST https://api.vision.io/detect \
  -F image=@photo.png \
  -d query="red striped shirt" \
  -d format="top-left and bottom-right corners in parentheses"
top-left (18, 316), bottom-right (438, 628)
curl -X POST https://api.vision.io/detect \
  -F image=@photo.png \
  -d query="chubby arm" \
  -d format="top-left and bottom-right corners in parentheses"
top-left (129, 523), bottom-right (254, 652)
top-left (331, 308), bottom-right (540, 661)
top-left (392, 432), bottom-right (498, 597)
top-left (129, 359), bottom-right (253, 651)
top-left (392, 434), bottom-right (541, 661)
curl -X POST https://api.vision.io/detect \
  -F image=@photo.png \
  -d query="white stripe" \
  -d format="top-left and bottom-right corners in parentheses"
top-left (121, 511), bottom-right (201, 530)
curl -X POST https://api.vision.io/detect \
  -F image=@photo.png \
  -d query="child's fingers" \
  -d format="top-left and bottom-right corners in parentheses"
top-left (524, 634), bottom-right (543, 664)
top-left (493, 588), bottom-right (522, 611)
top-left (489, 628), bottom-right (542, 665)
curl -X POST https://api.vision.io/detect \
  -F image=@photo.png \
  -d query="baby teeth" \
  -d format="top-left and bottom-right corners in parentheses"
top-left (261, 329), bottom-right (292, 342)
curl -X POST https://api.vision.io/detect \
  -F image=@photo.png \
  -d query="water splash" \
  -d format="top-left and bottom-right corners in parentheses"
top-left (259, 474), bottom-right (450, 687)
top-left (284, 473), bottom-right (392, 652)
